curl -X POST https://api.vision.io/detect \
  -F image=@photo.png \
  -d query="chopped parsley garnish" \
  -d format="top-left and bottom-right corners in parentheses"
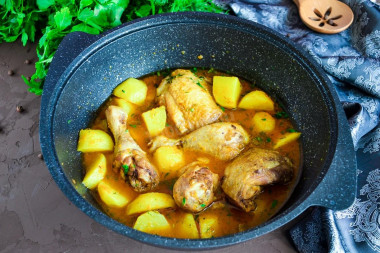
top-left (274, 111), bottom-right (289, 119)
top-left (67, 119), bottom-right (72, 124)
top-left (261, 118), bottom-right (267, 121)
top-left (191, 67), bottom-right (198, 73)
top-left (266, 137), bottom-right (271, 143)
top-left (122, 164), bottom-right (129, 175)
top-left (208, 67), bottom-right (215, 73)
top-left (200, 203), bottom-right (206, 208)
top-left (166, 123), bottom-right (170, 127)
top-left (256, 136), bottom-right (263, 142)
top-left (219, 106), bottom-right (225, 112)
top-left (129, 124), bottom-right (138, 128)
top-left (122, 89), bottom-right (125, 93)
top-left (271, 199), bottom-right (278, 209)
top-left (182, 197), bottom-right (186, 205)
top-left (196, 81), bottom-right (204, 89)
top-left (125, 129), bottom-right (129, 132)
top-left (189, 108), bottom-right (195, 112)
top-left (287, 128), bottom-right (297, 133)
top-left (164, 172), bottom-right (170, 178)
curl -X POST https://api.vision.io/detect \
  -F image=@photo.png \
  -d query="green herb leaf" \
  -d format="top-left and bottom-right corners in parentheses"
top-left (80, 0), bottom-right (93, 9)
top-left (287, 128), bottom-right (296, 133)
top-left (200, 203), bottom-right (206, 208)
top-left (219, 106), bottom-right (225, 112)
top-left (271, 199), bottom-right (278, 209)
top-left (182, 197), bottom-right (186, 205)
top-left (274, 111), bottom-right (289, 119)
top-left (122, 164), bottom-right (129, 175)
top-left (37, 0), bottom-right (55, 10)
top-left (196, 81), bottom-right (205, 89)
top-left (21, 31), bottom-right (28, 46)
top-left (54, 7), bottom-right (72, 31)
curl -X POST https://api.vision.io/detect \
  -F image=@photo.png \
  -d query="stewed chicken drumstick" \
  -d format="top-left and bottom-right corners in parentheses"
top-left (173, 162), bottom-right (219, 213)
top-left (156, 69), bottom-right (223, 134)
top-left (105, 105), bottom-right (159, 192)
top-left (222, 148), bottom-right (293, 212)
top-left (149, 122), bottom-right (250, 161)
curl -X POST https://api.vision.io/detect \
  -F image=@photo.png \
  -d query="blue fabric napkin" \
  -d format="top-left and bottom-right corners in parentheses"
top-left (216, 0), bottom-right (380, 252)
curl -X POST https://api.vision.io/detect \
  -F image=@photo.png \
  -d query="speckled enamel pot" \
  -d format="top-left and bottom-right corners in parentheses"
top-left (40, 12), bottom-right (356, 250)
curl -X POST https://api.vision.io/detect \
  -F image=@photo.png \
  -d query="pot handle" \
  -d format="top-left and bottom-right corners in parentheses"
top-left (303, 108), bottom-right (357, 211)
top-left (42, 31), bottom-right (99, 103)
top-left (42, 21), bottom-right (133, 102)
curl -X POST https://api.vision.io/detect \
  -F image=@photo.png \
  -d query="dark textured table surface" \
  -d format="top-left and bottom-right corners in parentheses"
top-left (0, 40), bottom-right (297, 253)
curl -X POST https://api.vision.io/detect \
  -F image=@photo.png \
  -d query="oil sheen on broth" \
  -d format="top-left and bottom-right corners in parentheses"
top-left (81, 69), bottom-right (301, 238)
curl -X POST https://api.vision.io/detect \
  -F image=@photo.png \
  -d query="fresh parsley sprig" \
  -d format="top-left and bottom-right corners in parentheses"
top-left (0, 0), bottom-right (226, 95)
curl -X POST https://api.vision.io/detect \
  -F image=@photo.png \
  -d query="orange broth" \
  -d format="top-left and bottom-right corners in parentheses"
top-left (83, 69), bottom-right (301, 238)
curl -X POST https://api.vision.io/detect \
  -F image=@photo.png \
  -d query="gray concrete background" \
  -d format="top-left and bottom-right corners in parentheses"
top-left (0, 40), bottom-right (297, 253)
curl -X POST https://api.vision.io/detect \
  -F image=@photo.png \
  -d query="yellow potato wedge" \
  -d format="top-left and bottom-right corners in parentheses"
top-left (213, 76), bottom-right (242, 109)
top-left (176, 213), bottom-right (199, 239)
top-left (238, 90), bottom-right (274, 111)
top-left (142, 106), bottom-right (167, 136)
top-left (133, 211), bottom-right (171, 234)
top-left (274, 132), bottom-right (301, 149)
top-left (77, 129), bottom-right (114, 152)
top-left (153, 146), bottom-right (185, 180)
top-left (199, 213), bottom-right (220, 239)
top-left (97, 181), bottom-right (130, 208)
top-left (126, 192), bottom-right (176, 215)
top-left (82, 153), bottom-right (107, 189)
top-left (110, 97), bottom-right (136, 116)
top-left (113, 78), bottom-right (148, 106)
top-left (252, 112), bottom-right (276, 133)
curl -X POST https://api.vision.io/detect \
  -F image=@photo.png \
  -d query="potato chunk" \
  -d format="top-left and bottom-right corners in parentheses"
top-left (82, 153), bottom-right (107, 189)
top-left (141, 106), bottom-right (167, 137)
top-left (199, 213), bottom-right (220, 239)
top-left (113, 78), bottom-right (148, 106)
top-left (176, 213), bottom-right (199, 239)
top-left (252, 112), bottom-right (276, 133)
top-left (153, 146), bottom-right (185, 180)
top-left (238, 90), bottom-right (274, 111)
top-left (77, 129), bottom-right (114, 152)
top-left (133, 211), bottom-right (171, 235)
top-left (274, 132), bottom-right (301, 149)
top-left (110, 97), bottom-right (136, 116)
top-left (213, 76), bottom-right (242, 109)
top-left (126, 192), bottom-right (176, 215)
top-left (97, 181), bottom-right (131, 208)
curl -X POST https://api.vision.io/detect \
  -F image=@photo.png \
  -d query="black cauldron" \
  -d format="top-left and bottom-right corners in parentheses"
top-left (39, 12), bottom-right (356, 250)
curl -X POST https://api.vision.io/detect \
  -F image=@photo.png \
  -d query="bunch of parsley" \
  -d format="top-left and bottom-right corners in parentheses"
top-left (0, 0), bottom-right (225, 95)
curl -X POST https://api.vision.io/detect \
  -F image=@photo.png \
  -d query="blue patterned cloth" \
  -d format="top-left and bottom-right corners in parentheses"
top-left (217, 0), bottom-right (380, 252)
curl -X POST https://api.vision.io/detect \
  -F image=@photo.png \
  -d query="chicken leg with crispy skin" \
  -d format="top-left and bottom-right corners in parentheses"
top-left (149, 122), bottom-right (250, 161)
top-left (156, 69), bottom-right (223, 134)
top-left (173, 162), bottom-right (219, 213)
top-left (222, 148), bottom-right (293, 212)
top-left (105, 105), bottom-right (159, 192)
